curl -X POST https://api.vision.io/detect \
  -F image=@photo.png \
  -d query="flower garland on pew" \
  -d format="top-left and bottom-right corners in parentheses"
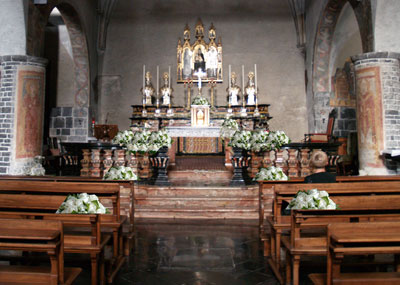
top-left (56, 193), bottom-right (110, 214)
top-left (286, 189), bottom-right (338, 210)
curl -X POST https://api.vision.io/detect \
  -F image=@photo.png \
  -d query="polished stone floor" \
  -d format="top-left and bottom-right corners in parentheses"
top-left (75, 219), bottom-right (278, 285)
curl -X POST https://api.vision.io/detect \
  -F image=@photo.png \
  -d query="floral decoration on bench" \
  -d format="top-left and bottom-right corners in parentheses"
top-left (286, 189), bottom-right (338, 210)
top-left (56, 193), bottom-right (110, 214)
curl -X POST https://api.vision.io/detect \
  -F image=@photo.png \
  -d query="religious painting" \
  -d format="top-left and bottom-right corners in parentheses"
top-left (330, 65), bottom-right (356, 108)
top-left (177, 19), bottom-right (223, 83)
top-left (355, 66), bottom-right (385, 170)
top-left (15, 67), bottom-right (45, 159)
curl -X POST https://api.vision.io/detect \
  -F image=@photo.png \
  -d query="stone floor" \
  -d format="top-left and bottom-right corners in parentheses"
top-left (76, 219), bottom-right (280, 285)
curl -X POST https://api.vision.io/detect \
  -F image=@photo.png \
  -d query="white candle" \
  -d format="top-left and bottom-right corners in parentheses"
top-left (254, 64), bottom-right (257, 93)
top-left (242, 65), bottom-right (244, 91)
top-left (229, 65), bottom-right (231, 88)
top-left (168, 66), bottom-right (171, 88)
top-left (143, 65), bottom-right (145, 90)
top-left (157, 65), bottom-right (159, 95)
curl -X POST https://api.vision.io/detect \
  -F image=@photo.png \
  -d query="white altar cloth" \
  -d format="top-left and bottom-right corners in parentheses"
top-left (166, 126), bottom-right (220, 137)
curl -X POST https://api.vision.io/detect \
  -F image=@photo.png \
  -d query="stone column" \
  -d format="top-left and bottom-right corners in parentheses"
top-left (0, 55), bottom-right (48, 175)
top-left (352, 52), bottom-right (400, 175)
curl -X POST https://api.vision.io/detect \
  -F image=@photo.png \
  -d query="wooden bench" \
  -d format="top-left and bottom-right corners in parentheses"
top-left (0, 218), bottom-right (81, 285)
top-left (0, 180), bottom-right (126, 284)
top-left (0, 176), bottom-right (136, 256)
top-left (283, 207), bottom-right (400, 285)
top-left (266, 181), bottom-right (400, 264)
top-left (309, 222), bottom-right (400, 285)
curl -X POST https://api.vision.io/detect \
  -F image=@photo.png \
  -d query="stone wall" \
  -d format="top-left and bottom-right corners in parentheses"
top-left (49, 107), bottom-right (89, 142)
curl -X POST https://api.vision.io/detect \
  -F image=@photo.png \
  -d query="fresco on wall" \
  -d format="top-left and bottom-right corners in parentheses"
top-left (355, 66), bottom-right (385, 171)
top-left (330, 64), bottom-right (355, 107)
top-left (15, 69), bottom-right (45, 159)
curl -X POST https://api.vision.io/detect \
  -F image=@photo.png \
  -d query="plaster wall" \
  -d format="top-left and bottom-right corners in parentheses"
top-left (56, 25), bottom-right (75, 107)
top-left (375, 0), bottom-right (400, 52)
top-left (101, 0), bottom-right (308, 141)
top-left (0, 0), bottom-right (28, 56)
top-left (330, 2), bottom-right (362, 76)
top-left (305, 0), bottom-right (329, 132)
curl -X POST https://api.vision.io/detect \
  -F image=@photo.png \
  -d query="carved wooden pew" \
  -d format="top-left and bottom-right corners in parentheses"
top-left (283, 207), bottom-right (400, 285)
top-left (0, 176), bottom-right (136, 256)
top-left (0, 218), bottom-right (81, 285)
top-left (264, 181), bottom-right (400, 283)
top-left (309, 222), bottom-right (400, 284)
top-left (0, 180), bottom-right (126, 284)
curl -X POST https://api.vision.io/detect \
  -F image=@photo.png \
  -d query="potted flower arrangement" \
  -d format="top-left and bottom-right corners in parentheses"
top-left (192, 97), bottom-right (209, 105)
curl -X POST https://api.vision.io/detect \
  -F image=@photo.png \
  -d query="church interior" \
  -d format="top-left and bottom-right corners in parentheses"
top-left (1, 0), bottom-right (400, 284)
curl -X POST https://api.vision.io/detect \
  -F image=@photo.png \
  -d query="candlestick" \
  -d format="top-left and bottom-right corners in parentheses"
top-left (157, 66), bottom-right (159, 95)
top-left (242, 65), bottom-right (245, 108)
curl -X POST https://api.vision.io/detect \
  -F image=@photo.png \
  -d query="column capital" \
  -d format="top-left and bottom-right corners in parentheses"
top-left (0, 55), bottom-right (48, 66)
top-left (351, 51), bottom-right (400, 63)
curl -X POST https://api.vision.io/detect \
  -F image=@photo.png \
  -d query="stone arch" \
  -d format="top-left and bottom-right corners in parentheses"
top-left (312, 0), bottom-right (373, 93)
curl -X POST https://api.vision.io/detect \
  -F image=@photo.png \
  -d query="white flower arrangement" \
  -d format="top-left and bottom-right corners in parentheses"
top-left (27, 156), bottom-right (46, 176)
top-left (112, 130), bottom-right (134, 145)
top-left (228, 130), bottom-right (252, 150)
top-left (192, 96), bottom-right (209, 106)
top-left (270, 130), bottom-right (290, 149)
top-left (148, 129), bottom-right (173, 153)
top-left (103, 166), bottom-right (138, 181)
top-left (220, 118), bottom-right (239, 140)
top-left (254, 166), bottom-right (288, 181)
top-left (250, 130), bottom-right (290, 152)
top-left (286, 189), bottom-right (338, 210)
top-left (56, 193), bottom-right (110, 214)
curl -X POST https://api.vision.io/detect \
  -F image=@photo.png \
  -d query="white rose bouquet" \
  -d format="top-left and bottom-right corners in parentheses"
top-left (286, 189), bottom-right (338, 210)
top-left (220, 118), bottom-right (239, 140)
top-left (254, 166), bottom-right (288, 181)
top-left (250, 130), bottom-right (271, 152)
top-left (126, 130), bottom-right (152, 154)
top-left (103, 166), bottom-right (138, 181)
top-left (270, 130), bottom-right (290, 149)
top-left (228, 130), bottom-right (252, 150)
top-left (192, 97), bottom-right (209, 106)
top-left (56, 193), bottom-right (110, 214)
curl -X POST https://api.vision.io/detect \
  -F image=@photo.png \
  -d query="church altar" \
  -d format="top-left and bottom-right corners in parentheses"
top-left (166, 126), bottom-right (221, 137)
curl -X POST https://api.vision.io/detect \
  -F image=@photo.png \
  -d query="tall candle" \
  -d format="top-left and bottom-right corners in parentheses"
top-left (242, 65), bottom-right (245, 107)
top-left (168, 66), bottom-right (171, 88)
top-left (157, 65), bottom-right (159, 96)
top-left (229, 65), bottom-right (231, 90)
top-left (254, 64), bottom-right (257, 93)
top-left (143, 65), bottom-right (145, 90)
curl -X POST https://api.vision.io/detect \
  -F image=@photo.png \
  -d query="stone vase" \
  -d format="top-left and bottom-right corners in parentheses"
top-left (150, 146), bottom-right (170, 186)
top-left (230, 147), bottom-right (251, 186)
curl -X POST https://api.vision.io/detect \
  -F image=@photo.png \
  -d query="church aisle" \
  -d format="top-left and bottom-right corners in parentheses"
top-left (112, 219), bottom-right (279, 285)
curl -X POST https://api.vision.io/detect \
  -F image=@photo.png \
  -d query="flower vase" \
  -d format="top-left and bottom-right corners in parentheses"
top-left (230, 147), bottom-right (251, 186)
top-left (150, 146), bottom-right (170, 186)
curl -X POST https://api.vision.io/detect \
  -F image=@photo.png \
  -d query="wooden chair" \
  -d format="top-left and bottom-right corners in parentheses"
top-left (305, 109), bottom-right (337, 143)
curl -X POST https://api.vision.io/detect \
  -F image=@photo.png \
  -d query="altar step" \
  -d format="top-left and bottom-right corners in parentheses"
top-left (168, 169), bottom-right (232, 184)
top-left (134, 184), bottom-right (259, 219)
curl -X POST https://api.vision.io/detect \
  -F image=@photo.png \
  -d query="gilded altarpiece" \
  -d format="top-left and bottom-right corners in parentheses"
top-left (177, 19), bottom-right (223, 83)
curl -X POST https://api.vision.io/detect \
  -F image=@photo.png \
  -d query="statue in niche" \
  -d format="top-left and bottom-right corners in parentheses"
top-left (160, 72), bottom-right (173, 106)
top-left (244, 72), bottom-right (257, 106)
top-left (140, 71), bottom-right (155, 105)
top-left (226, 72), bottom-right (241, 106)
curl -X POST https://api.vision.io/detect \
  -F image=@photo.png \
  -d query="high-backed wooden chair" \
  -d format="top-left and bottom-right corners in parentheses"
top-left (305, 109), bottom-right (337, 143)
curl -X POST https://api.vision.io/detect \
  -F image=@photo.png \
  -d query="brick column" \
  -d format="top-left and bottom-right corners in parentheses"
top-left (352, 52), bottom-right (400, 175)
top-left (0, 55), bottom-right (47, 175)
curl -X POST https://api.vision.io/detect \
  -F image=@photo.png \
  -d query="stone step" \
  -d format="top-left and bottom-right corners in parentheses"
top-left (135, 196), bottom-right (258, 207)
top-left (134, 206), bottom-right (258, 219)
top-left (168, 169), bottom-right (232, 183)
top-left (135, 185), bottom-right (258, 197)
